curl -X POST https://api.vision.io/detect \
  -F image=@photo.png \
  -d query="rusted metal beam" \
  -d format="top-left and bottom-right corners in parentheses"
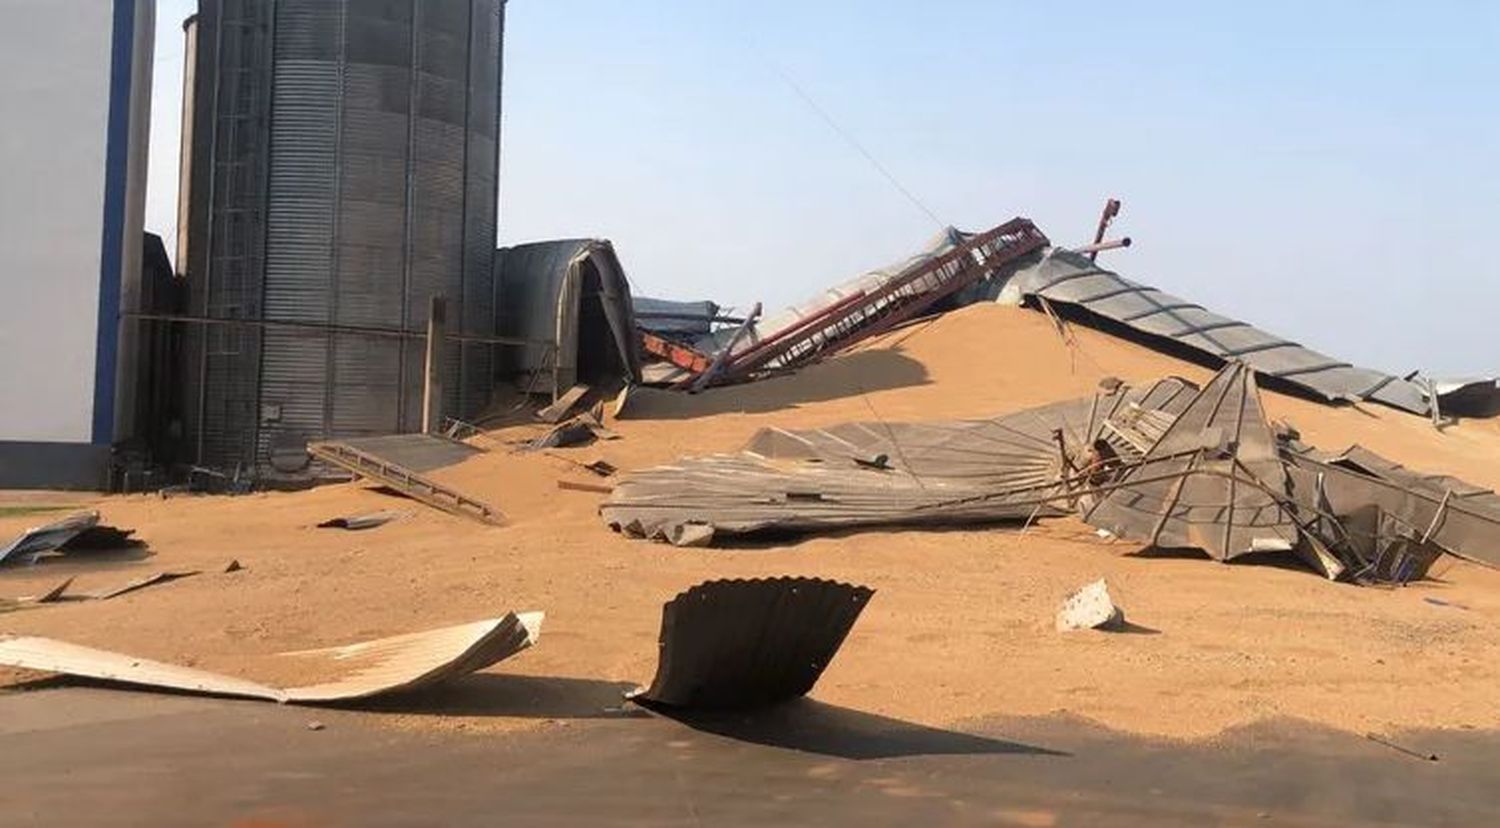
top-left (718, 288), bottom-right (874, 377)
top-left (716, 218), bottom-right (1049, 382)
top-left (1089, 198), bottom-right (1121, 262)
top-left (638, 330), bottom-right (714, 375)
top-left (1074, 237), bottom-right (1131, 255)
top-left (683, 302), bottom-right (763, 392)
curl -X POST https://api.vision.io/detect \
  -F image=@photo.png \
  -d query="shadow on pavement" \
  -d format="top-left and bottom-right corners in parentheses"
top-left (645, 697), bottom-right (1069, 760)
top-left (352, 674), bottom-right (646, 719)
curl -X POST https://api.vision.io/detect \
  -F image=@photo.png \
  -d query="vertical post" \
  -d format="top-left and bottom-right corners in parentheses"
top-left (422, 296), bottom-right (447, 434)
top-left (689, 302), bottom-right (763, 392)
top-left (1089, 198), bottom-right (1121, 262)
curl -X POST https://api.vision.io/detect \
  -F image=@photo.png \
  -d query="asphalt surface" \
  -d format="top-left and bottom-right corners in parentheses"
top-left (1, 680), bottom-right (1494, 826)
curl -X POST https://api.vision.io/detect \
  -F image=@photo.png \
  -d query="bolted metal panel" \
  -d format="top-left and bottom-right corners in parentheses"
top-left (257, 327), bottom-right (330, 464)
top-left (186, 0), bottom-right (504, 478)
top-left (460, 0), bottom-right (502, 416)
top-left (257, 0), bottom-right (341, 465)
top-left (328, 0), bottom-right (413, 438)
top-left (195, 0), bottom-right (275, 474)
top-left (331, 335), bottom-right (403, 435)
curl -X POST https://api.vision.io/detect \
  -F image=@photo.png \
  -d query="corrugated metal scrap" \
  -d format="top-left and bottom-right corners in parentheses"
top-left (629, 578), bottom-right (872, 710)
top-left (607, 355), bottom-right (1500, 585)
top-left (1281, 441), bottom-right (1500, 578)
top-left (0, 511), bottom-right (102, 566)
top-left (1064, 364), bottom-right (1500, 583)
top-left (633, 297), bottom-right (723, 338)
top-left (1080, 363), bottom-right (1302, 561)
top-left (317, 510), bottom-right (406, 531)
top-left (0, 612), bottom-right (544, 704)
top-left (1000, 248), bottom-right (1440, 415)
top-left (601, 378), bottom-right (1198, 546)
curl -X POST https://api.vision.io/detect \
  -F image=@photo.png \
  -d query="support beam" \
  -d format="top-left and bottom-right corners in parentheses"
top-left (687, 302), bottom-right (762, 392)
top-left (1089, 198), bottom-right (1122, 262)
top-left (422, 296), bottom-right (447, 435)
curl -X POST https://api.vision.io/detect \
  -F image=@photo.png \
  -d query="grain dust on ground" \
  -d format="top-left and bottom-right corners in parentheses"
top-left (4, 304), bottom-right (1500, 739)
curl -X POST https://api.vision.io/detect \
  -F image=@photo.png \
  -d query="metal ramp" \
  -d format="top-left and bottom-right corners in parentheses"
top-left (309, 437), bottom-right (503, 526)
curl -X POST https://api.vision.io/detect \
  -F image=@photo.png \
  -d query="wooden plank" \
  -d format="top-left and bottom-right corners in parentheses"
top-left (537, 383), bottom-right (590, 424)
top-left (639, 330), bottom-right (714, 374)
top-left (422, 296), bottom-right (447, 434)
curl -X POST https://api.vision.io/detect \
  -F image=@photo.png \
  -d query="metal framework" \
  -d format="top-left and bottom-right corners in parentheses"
top-left (716, 218), bottom-right (1049, 383)
top-left (639, 330), bottom-right (714, 374)
top-left (308, 440), bottom-right (504, 525)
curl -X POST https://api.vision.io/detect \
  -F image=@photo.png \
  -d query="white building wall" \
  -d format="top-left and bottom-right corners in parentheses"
top-left (0, 2), bottom-right (116, 442)
top-left (0, 0), bottom-right (153, 487)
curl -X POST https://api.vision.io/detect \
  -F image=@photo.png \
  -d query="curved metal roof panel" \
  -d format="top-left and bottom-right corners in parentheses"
top-left (1005, 249), bottom-right (1431, 414)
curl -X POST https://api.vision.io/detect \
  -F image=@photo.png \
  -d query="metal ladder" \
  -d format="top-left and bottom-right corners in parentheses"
top-left (719, 218), bottom-right (1050, 382)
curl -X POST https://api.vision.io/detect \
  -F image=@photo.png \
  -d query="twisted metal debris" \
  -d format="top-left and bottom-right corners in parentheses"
top-left (602, 363), bottom-right (1500, 586)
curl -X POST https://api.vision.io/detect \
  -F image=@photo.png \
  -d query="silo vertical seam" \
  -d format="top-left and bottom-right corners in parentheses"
top-left (397, 0), bottom-right (422, 424)
top-left (323, 0), bottom-right (349, 440)
top-left (194, 0), bottom-right (227, 466)
top-left (253, 0), bottom-right (280, 467)
top-left (456, 0), bottom-right (475, 417)
top-left (490, 1), bottom-right (507, 408)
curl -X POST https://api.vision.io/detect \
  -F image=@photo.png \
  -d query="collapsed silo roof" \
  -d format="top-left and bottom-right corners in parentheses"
top-left (997, 248), bottom-right (1444, 415)
top-left (495, 239), bottom-right (643, 399)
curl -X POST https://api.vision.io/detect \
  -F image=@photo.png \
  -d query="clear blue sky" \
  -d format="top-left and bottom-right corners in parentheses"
top-left (146, 1), bottom-right (1499, 376)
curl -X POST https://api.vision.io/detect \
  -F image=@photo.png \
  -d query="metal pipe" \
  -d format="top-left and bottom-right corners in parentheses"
top-left (1089, 198), bottom-right (1121, 262)
top-left (175, 14), bottom-right (198, 275)
top-left (634, 311), bottom-right (747, 325)
top-left (687, 302), bottom-right (762, 392)
top-left (121, 312), bottom-right (545, 347)
top-left (1073, 237), bottom-right (1132, 255)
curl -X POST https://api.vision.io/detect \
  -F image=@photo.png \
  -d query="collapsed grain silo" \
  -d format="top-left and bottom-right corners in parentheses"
top-left (495, 239), bottom-right (643, 400)
top-left (178, 0), bottom-right (505, 479)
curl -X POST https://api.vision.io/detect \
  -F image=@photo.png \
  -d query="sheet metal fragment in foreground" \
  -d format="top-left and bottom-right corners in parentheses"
top-left (602, 378), bottom-right (1197, 546)
top-left (0, 511), bottom-right (101, 565)
top-left (0, 612), bottom-right (543, 704)
top-left (630, 578), bottom-right (872, 710)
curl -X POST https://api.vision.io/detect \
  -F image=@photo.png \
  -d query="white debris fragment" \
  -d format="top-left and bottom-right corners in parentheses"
top-left (1056, 578), bottom-right (1125, 632)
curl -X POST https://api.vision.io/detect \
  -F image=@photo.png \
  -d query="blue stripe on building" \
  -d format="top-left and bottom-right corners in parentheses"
top-left (91, 0), bottom-right (136, 445)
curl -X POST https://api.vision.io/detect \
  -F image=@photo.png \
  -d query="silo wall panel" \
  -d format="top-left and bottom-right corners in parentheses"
top-left (190, 0), bottom-right (503, 474)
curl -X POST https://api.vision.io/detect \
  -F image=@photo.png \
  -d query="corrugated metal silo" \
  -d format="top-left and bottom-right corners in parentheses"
top-left (181, 0), bottom-right (504, 478)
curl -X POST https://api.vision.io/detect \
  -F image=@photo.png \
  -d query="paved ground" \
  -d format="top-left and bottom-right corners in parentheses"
top-left (1, 681), bottom-right (1494, 826)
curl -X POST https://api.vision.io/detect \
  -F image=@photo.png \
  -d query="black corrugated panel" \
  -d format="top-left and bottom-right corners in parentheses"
top-left (634, 577), bottom-right (874, 710)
